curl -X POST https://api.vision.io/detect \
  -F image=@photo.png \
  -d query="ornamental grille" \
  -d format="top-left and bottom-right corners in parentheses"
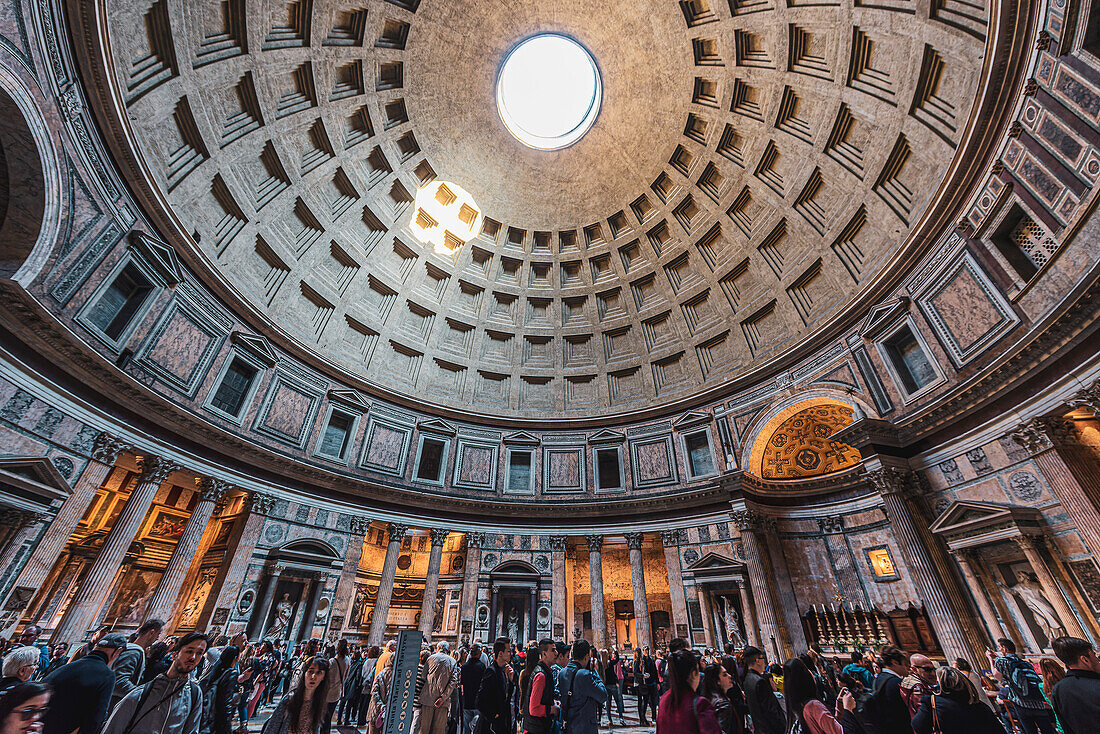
top-left (1011, 218), bottom-right (1059, 269)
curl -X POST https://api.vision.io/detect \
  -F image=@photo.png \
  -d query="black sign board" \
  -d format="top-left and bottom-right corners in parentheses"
top-left (383, 629), bottom-right (423, 734)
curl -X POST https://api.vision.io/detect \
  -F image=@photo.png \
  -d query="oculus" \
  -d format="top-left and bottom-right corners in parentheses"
top-left (496, 34), bottom-right (601, 150)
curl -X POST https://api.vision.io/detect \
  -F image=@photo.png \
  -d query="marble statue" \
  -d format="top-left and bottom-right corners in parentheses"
top-left (1003, 573), bottom-right (1064, 641)
top-left (268, 592), bottom-right (295, 639)
top-left (505, 605), bottom-right (520, 643)
top-left (722, 596), bottom-right (745, 647)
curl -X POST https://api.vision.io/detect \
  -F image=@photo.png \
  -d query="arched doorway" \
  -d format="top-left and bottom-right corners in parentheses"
top-left (248, 539), bottom-right (342, 642)
top-left (488, 561), bottom-right (543, 647)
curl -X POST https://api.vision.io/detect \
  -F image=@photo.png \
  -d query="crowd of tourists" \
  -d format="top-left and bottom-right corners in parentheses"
top-left (0, 621), bottom-right (1098, 734)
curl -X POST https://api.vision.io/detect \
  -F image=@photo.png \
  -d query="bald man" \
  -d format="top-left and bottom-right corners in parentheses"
top-left (900, 654), bottom-right (937, 719)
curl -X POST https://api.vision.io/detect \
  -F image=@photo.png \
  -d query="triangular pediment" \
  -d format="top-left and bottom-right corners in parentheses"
top-left (859, 296), bottom-right (910, 339)
top-left (129, 231), bottom-right (183, 286)
top-left (687, 551), bottom-right (743, 571)
top-left (587, 429), bottom-right (625, 445)
top-left (417, 418), bottom-right (457, 436)
top-left (929, 500), bottom-right (1040, 536)
top-left (503, 431), bottom-right (540, 446)
top-left (0, 456), bottom-right (72, 506)
top-left (230, 331), bottom-right (278, 367)
top-left (328, 389), bottom-right (370, 412)
top-left (672, 410), bottom-right (712, 430)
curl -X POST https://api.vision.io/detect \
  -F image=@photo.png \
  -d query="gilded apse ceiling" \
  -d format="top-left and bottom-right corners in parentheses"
top-left (98, 0), bottom-right (989, 419)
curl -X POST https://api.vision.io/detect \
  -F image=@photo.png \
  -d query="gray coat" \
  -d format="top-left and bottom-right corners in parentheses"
top-left (102, 674), bottom-right (202, 734)
top-left (111, 643), bottom-right (146, 706)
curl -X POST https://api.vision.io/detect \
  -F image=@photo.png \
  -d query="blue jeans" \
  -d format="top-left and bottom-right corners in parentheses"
top-left (605, 683), bottom-right (624, 720)
top-left (1015, 707), bottom-right (1057, 734)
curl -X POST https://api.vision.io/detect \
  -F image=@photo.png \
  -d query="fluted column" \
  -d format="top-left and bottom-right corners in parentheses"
top-left (206, 491), bottom-right (277, 634)
top-left (818, 516), bottom-right (864, 605)
top-left (732, 510), bottom-right (784, 661)
top-left (0, 511), bottom-right (50, 604)
top-left (549, 536), bottom-right (568, 638)
top-left (1011, 418), bottom-right (1100, 570)
top-left (1015, 535), bottom-right (1087, 638)
top-left (146, 478), bottom-right (229, 624)
top-left (951, 549), bottom-right (1006, 646)
top-left (53, 455), bottom-right (179, 646)
top-left (660, 530), bottom-right (690, 639)
top-left (419, 528), bottom-right (450, 638)
top-left (762, 518), bottom-right (808, 653)
top-left (459, 532), bottom-right (483, 642)
top-left (5, 435), bottom-right (130, 613)
top-left (329, 518), bottom-right (371, 639)
top-left (738, 582), bottom-right (761, 649)
top-left (586, 535), bottom-right (608, 649)
top-left (866, 468), bottom-right (983, 663)
top-left (625, 533), bottom-right (652, 649)
top-left (368, 522), bottom-right (407, 645)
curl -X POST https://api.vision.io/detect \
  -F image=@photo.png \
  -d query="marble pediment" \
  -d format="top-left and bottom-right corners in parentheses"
top-left (929, 500), bottom-right (1043, 543)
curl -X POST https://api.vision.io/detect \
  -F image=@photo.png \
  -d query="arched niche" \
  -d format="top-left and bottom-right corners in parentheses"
top-left (0, 69), bottom-right (59, 284)
top-left (746, 397), bottom-right (863, 480)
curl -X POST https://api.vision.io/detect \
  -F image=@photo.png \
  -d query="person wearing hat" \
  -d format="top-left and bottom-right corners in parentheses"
top-left (41, 631), bottom-right (127, 734)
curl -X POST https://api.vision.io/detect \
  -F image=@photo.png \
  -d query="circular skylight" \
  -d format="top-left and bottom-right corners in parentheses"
top-left (496, 34), bottom-right (601, 150)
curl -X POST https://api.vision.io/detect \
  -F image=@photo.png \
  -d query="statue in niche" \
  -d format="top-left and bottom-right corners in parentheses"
top-left (722, 596), bottom-right (745, 647)
top-left (268, 592), bottom-right (296, 639)
top-left (504, 604), bottom-right (521, 644)
top-left (1001, 573), bottom-right (1064, 642)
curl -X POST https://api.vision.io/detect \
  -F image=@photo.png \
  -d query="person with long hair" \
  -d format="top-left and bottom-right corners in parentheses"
top-left (517, 642), bottom-right (540, 732)
top-left (782, 658), bottom-right (859, 734)
top-left (0, 683), bottom-right (50, 734)
top-left (911, 666), bottom-right (1003, 734)
top-left (365, 653), bottom-right (394, 734)
top-left (954, 659), bottom-right (996, 712)
top-left (323, 640), bottom-right (348, 734)
top-left (656, 649), bottom-right (721, 734)
top-left (202, 646), bottom-right (241, 734)
top-left (602, 649), bottom-right (625, 727)
top-left (262, 656), bottom-right (330, 734)
top-left (700, 663), bottom-right (737, 734)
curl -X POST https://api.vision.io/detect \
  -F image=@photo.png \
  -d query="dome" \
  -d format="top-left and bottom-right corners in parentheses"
top-left (95, 0), bottom-right (986, 421)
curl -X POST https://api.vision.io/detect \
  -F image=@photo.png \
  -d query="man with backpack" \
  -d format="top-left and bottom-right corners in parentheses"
top-left (555, 640), bottom-right (606, 734)
top-left (987, 638), bottom-right (1057, 734)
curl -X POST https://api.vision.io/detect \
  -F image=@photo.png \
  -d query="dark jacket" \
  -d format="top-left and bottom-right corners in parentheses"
top-left (42, 651), bottom-right (116, 734)
top-left (1050, 668), bottom-right (1100, 734)
top-left (911, 693), bottom-right (1003, 734)
top-left (744, 668), bottom-right (785, 734)
top-left (872, 670), bottom-right (913, 734)
top-left (211, 667), bottom-right (239, 734)
top-left (461, 658), bottom-right (486, 709)
top-left (475, 662), bottom-right (511, 734)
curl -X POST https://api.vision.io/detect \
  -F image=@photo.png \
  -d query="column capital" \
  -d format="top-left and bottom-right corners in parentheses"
top-left (1067, 380), bottom-right (1100, 415)
top-left (1013, 534), bottom-right (1041, 552)
top-left (429, 527), bottom-right (450, 546)
top-left (731, 509), bottom-right (766, 532)
top-left (625, 532), bottom-right (645, 550)
top-left (348, 517), bottom-right (372, 536)
top-left (247, 491), bottom-right (278, 515)
top-left (863, 467), bottom-right (918, 497)
top-left (1009, 417), bottom-right (1082, 455)
top-left (136, 455), bottom-right (180, 485)
top-left (585, 534), bottom-right (604, 552)
top-left (197, 477), bottom-right (232, 503)
top-left (659, 529), bottom-right (681, 547)
top-left (0, 508), bottom-right (50, 528)
top-left (465, 532), bottom-right (485, 549)
top-left (91, 432), bottom-right (131, 464)
top-left (547, 535), bottom-right (568, 551)
top-left (387, 523), bottom-right (409, 542)
top-left (817, 515), bottom-right (845, 534)
top-left (950, 547), bottom-right (979, 563)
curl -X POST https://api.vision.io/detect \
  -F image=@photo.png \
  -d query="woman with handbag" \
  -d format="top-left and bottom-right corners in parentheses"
top-left (912, 666), bottom-right (1004, 734)
top-left (262, 657), bottom-right (331, 734)
top-left (365, 654), bottom-right (395, 734)
top-left (656, 649), bottom-right (722, 734)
